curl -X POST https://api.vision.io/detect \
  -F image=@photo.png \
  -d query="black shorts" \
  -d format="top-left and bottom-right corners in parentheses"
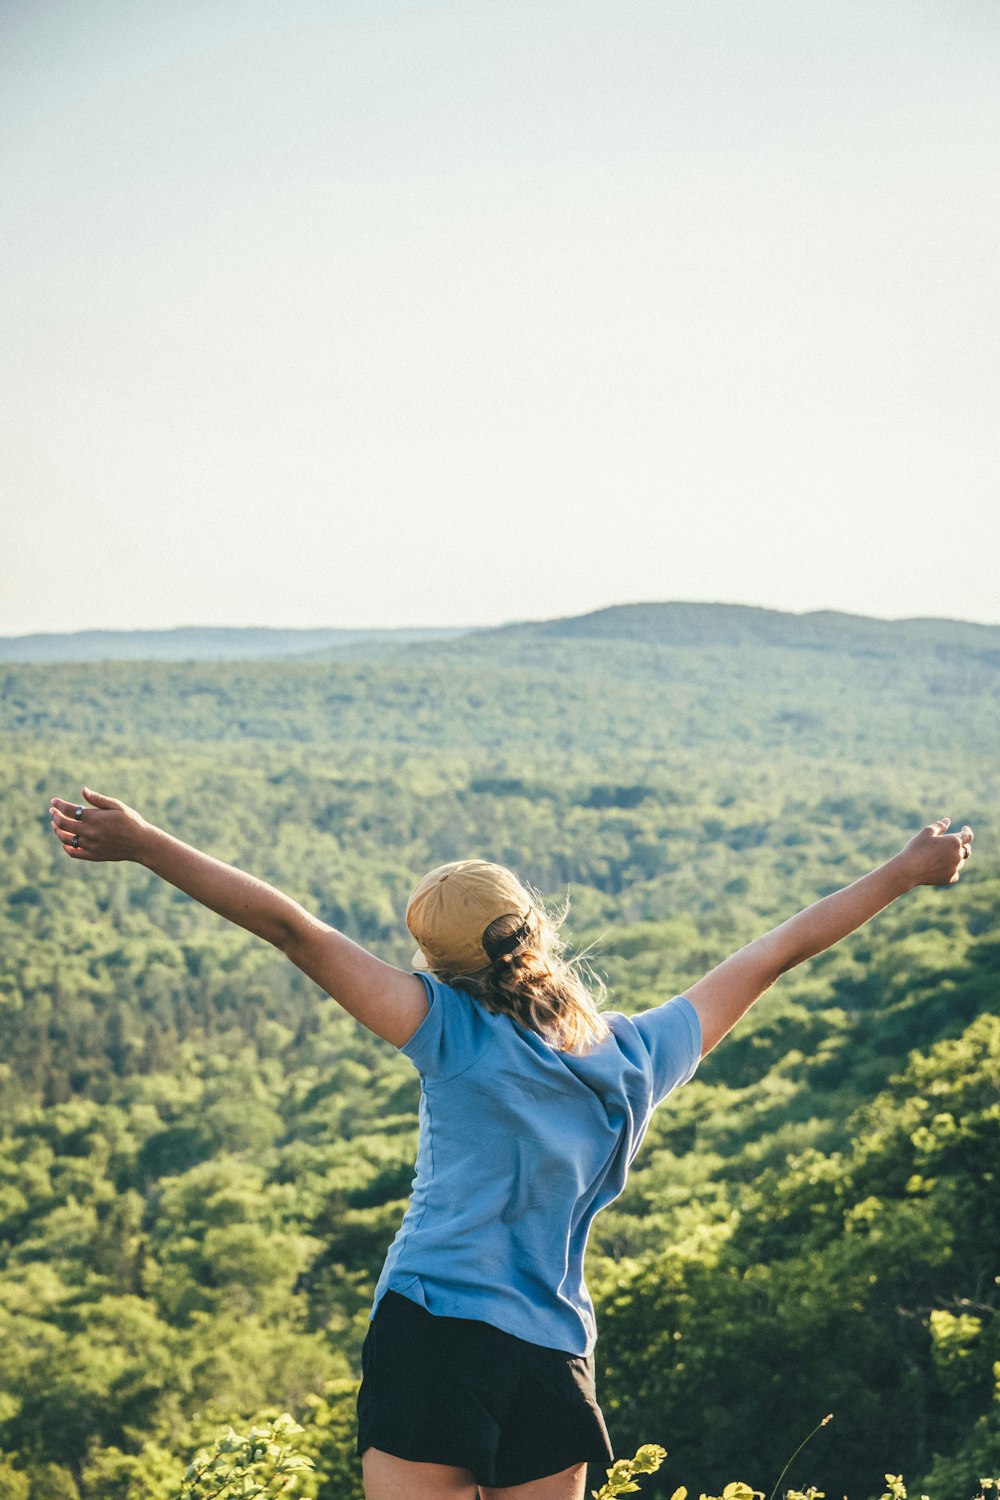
top-left (356, 1290), bottom-right (614, 1488)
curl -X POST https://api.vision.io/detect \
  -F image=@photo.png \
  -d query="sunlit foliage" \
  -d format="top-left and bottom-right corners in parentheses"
top-left (0, 610), bottom-right (996, 1496)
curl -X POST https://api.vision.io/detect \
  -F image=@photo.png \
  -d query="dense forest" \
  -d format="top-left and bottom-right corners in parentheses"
top-left (0, 604), bottom-right (997, 1499)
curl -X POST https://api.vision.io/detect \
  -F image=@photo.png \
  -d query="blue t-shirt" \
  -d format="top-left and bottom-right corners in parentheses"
top-left (370, 974), bottom-right (702, 1355)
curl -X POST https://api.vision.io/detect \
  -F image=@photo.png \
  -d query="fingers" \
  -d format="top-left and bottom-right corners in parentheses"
top-left (50, 797), bottom-right (85, 819)
top-left (50, 810), bottom-right (85, 855)
top-left (49, 797), bottom-right (97, 860)
top-left (83, 786), bottom-right (120, 809)
top-left (59, 839), bottom-right (95, 860)
top-left (946, 825), bottom-right (974, 883)
top-left (50, 823), bottom-right (95, 860)
top-left (51, 806), bottom-right (84, 833)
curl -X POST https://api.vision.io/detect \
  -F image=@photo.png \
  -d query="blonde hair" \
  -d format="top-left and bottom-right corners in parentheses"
top-left (435, 899), bottom-right (609, 1054)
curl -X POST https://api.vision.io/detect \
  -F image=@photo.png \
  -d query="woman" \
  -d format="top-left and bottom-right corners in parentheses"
top-left (49, 789), bottom-right (973, 1500)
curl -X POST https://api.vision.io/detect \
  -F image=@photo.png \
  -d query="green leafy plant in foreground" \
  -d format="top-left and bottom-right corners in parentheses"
top-left (178, 1414), bottom-right (314, 1499)
top-left (593, 1443), bottom-right (668, 1497)
top-left (878, 1476), bottom-right (999, 1500)
top-left (171, 1412), bottom-right (999, 1500)
top-left (592, 1453), bottom-right (764, 1500)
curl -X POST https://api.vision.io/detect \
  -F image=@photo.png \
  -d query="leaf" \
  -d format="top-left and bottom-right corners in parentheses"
top-left (272, 1414), bottom-right (304, 1435)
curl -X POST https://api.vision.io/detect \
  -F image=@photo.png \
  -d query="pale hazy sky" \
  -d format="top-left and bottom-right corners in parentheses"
top-left (2, 0), bottom-right (998, 633)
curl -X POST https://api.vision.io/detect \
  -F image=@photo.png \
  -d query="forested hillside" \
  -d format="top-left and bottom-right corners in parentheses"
top-left (0, 605), bottom-right (996, 1499)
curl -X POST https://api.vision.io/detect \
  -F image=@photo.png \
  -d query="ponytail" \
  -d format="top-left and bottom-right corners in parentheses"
top-left (437, 901), bottom-right (609, 1054)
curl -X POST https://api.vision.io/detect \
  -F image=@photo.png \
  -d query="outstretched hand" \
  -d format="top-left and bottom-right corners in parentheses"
top-left (897, 817), bottom-right (974, 887)
top-left (49, 788), bottom-right (150, 863)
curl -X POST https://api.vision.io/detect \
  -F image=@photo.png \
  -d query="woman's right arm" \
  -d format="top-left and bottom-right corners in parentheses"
top-left (49, 787), bottom-right (428, 1047)
top-left (684, 817), bottom-right (973, 1058)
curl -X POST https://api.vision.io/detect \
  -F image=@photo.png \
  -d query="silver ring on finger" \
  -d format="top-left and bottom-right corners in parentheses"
top-left (74, 806), bottom-right (83, 820)
top-left (71, 834), bottom-right (80, 849)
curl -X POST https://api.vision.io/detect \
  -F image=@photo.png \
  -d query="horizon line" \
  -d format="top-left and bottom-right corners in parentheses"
top-left (4, 598), bottom-right (1000, 641)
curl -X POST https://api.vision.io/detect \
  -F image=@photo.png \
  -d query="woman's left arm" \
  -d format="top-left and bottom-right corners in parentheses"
top-left (49, 787), bottom-right (428, 1046)
top-left (685, 817), bottom-right (974, 1058)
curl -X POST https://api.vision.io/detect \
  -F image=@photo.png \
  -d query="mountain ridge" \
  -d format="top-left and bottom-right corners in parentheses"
top-left (0, 624), bottom-right (469, 663)
top-left (3, 602), bottom-right (998, 663)
top-left (486, 600), bottom-right (1000, 651)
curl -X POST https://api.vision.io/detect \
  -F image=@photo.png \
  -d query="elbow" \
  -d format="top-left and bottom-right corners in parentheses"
top-left (774, 946), bottom-right (811, 979)
top-left (754, 933), bottom-right (797, 982)
top-left (273, 908), bottom-right (323, 961)
top-left (273, 918), bottom-right (302, 955)
top-left (252, 906), bottom-right (301, 954)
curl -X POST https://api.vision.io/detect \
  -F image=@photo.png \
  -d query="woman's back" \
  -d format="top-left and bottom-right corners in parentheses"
top-left (372, 973), bottom-right (702, 1354)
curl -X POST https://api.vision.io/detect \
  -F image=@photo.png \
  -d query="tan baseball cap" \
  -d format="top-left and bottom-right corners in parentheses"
top-left (406, 859), bottom-right (535, 974)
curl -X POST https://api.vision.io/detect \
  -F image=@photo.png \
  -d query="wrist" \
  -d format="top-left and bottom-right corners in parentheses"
top-left (883, 851), bottom-right (919, 895)
top-left (134, 821), bottom-right (165, 867)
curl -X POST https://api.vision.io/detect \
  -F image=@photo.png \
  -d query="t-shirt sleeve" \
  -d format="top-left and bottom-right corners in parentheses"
top-left (631, 994), bottom-right (702, 1103)
top-left (399, 972), bottom-right (491, 1082)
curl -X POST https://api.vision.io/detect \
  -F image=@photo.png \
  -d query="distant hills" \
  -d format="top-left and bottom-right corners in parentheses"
top-left (1, 603), bottom-right (997, 662)
top-left (502, 601), bottom-right (1000, 654)
top-left (0, 624), bottom-right (468, 663)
